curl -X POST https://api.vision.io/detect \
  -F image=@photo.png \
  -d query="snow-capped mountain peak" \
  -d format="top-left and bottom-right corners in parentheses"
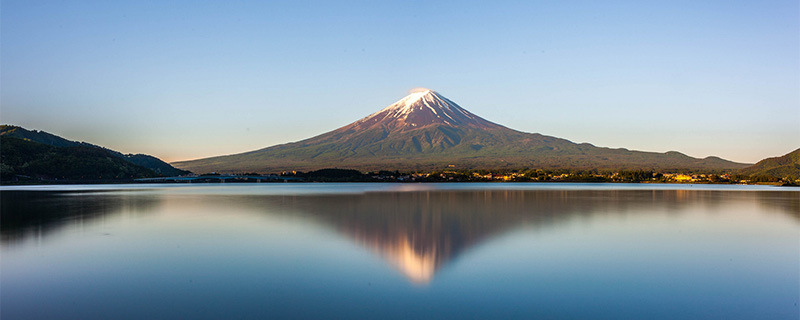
top-left (352, 89), bottom-right (499, 130)
top-left (173, 88), bottom-right (749, 174)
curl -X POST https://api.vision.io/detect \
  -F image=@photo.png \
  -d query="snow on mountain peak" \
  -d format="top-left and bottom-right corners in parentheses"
top-left (398, 90), bottom-right (431, 106)
top-left (393, 89), bottom-right (455, 118)
top-left (352, 89), bottom-right (499, 130)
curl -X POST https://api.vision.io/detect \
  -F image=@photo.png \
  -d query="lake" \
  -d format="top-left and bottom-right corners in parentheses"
top-left (1, 183), bottom-right (798, 319)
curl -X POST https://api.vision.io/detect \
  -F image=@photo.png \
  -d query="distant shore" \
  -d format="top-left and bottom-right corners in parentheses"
top-left (4, 167), bottom-right (798, 187)
top-left (2, 179), bottom-right (797, 187)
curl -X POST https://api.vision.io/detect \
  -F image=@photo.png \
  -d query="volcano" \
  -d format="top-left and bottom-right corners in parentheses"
top-left (349, 89), bottom-right (500, 130)
top-left (173, 89), bottom-right (748, 173)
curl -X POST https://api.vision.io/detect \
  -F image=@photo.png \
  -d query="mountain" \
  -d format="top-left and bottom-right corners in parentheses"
top-left (1, 136), bottom-right (158, 181)
top-left (172, 89), bottom-right (749, 173)
top-left (1, 125), bottom-right (189, 176)
top-left (738, 148), bottom-right (800, 179)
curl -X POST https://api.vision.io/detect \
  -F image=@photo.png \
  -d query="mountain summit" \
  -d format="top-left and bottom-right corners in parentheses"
top-left (173, 89), bottom-right (748, 173)
top-left (350, 89), bottom-right (499, 131)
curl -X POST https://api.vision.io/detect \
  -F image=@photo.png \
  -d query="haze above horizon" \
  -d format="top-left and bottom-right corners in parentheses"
top-left (1, 0), bottom-right (798, 164)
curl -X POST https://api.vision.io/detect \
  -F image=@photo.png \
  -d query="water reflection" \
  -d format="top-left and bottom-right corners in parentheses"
top-left (1, 191), bottom-right (160, 245)
top-left (249, 190), bottom-right (799, 283)
top-left (756, 191), bottom-right (800, 221)
top-left (2, 187), bottom-right (798, 283)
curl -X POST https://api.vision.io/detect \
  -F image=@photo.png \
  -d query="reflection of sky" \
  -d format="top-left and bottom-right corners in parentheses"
top-left (1, 184), bottom-right (798, 319)
top-left (446, 202), bottom-right (798, 319)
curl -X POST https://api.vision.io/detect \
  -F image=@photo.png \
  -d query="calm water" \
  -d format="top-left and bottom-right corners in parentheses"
top-left (1, 183), bottom-right (798, 319)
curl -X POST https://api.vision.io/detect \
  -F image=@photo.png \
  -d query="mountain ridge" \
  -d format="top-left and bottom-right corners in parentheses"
top-left (738, 148), bottom-right (800, 179)
top-left (172, 90), bottom-right (750, 173)
top-left (1, 136), bottom-right (158, 181)
top-left (1, 125), bottom-right (189, 176)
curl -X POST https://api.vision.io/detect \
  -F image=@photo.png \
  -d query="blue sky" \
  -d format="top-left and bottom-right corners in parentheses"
top-left (2, 0), bottom-right (798, 163)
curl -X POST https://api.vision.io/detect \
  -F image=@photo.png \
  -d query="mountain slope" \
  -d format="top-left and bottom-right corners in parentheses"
top-left (1, 136), bottom-right (157, 181)
top-left (1, 125), bottom-right (189, 176)
top-left (738, 148), bottom-right (800, 178)
top-left (173, 89), bottom-right (749, 173)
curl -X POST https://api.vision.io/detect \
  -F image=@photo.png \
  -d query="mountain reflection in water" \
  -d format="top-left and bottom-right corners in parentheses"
top-left (3, 187), bottom-right (797, 284)
top-left (1, 191), bottom-right (161, 245)
top-left (250, 190), bottom-right (799, 283)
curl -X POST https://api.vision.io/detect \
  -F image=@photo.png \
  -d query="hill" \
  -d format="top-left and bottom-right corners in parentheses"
top-left (1, 125), bottom-right (189, 176)
top-left (1, 136), bottom-right (157, 181)
top-left (738, 148), bottom-right (800, 179)
top-left (173, 89), bottom-right (749, 173)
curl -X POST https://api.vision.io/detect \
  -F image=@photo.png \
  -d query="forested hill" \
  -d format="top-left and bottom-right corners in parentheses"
top-left (1, 125), bottom-right (189, 177)
top-left (738, 148), bottom-right (800, 180)
top-left (1, 136), bottom-right (157, 182)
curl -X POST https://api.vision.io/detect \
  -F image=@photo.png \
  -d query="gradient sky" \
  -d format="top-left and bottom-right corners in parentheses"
top-left (2, 0), bottom-right (798, 163)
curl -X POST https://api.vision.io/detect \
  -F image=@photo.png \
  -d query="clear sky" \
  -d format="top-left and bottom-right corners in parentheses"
top-left (2, 0), bottom-right (798, 164)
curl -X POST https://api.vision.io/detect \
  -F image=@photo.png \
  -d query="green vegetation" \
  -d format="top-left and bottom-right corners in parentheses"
top-left (1, 125), bottom-right (189, 176)
top-left (269, 167), bottom-right (786, 184)
top-left (0, 125), bottom-right (86, 147)
top-left (1, 136), bottom-right (157, 182)
top-left (297, 169), bottom-right (372, 182)
top-left (117, 154), bottom-right (190, 176)
top-left (735, 148), bottom-right (800, 184)
top-left (0, 125), bottom-right (190, 176)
